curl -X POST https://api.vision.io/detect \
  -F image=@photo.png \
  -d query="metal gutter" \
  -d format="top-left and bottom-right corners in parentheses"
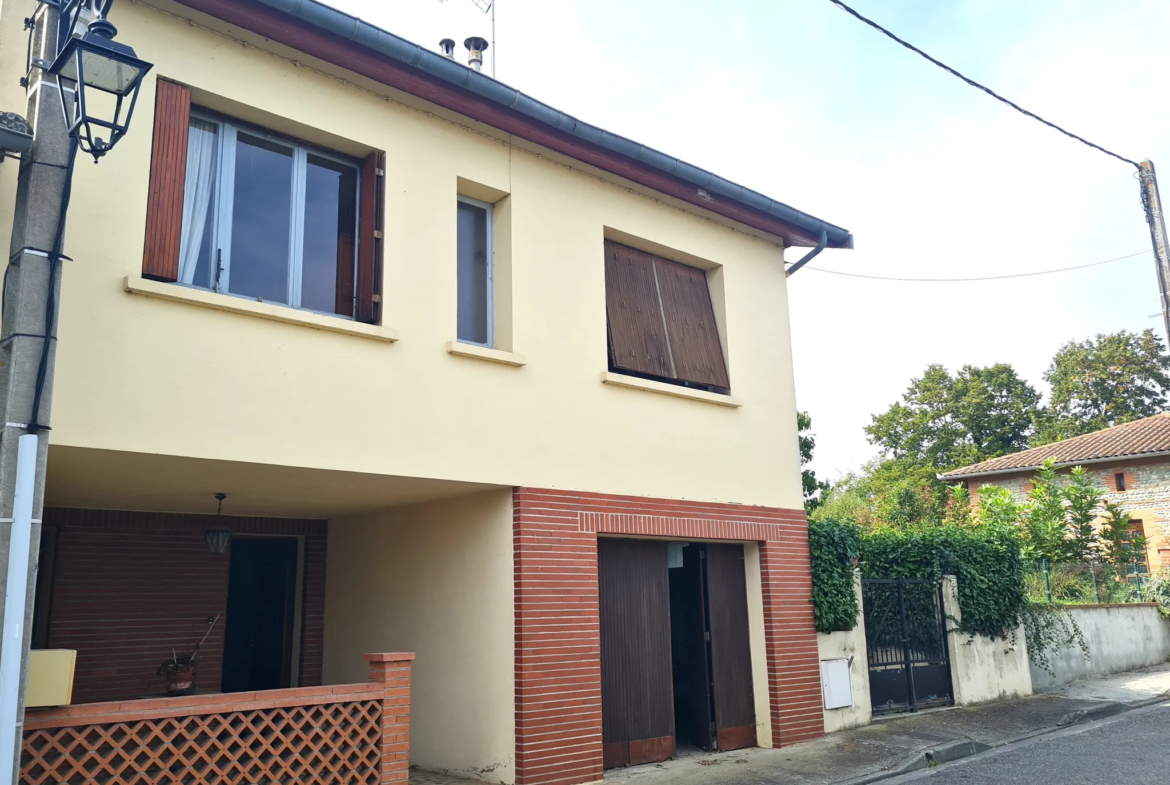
top-left (938, 448), bottom-right (1170, 481)
top-left (252, 0), bottom-right (853, 249)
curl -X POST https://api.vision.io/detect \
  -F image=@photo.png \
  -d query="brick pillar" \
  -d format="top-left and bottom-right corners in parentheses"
top-left (366, 652), bottom-right (417, 785)
top-left (512, 489), bottom-right (603, 785)
top-left (759, 528), bottom-right (824, 746)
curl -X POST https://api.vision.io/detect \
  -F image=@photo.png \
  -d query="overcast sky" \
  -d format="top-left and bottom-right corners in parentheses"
top-left (324, 0), bottom-right (1170, 481)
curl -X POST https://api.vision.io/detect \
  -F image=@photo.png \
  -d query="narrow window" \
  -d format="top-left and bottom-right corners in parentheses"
top-left (457, 196), bottom-right (493, 346)
top-left (1115, 473), bottom-right (1126, 492)
top-left (1127, 520), bottom-right (1149, 575)
top-left (176, 113), bottom-right (361, 317)
top-left (604, 240), bottom-right (729, 391)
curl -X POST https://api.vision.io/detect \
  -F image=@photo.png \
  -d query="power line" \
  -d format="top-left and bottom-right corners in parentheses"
top-left (799, 249), bottom-right (1149, 282)
top-left (827, 0), bottom-right (1140, 171)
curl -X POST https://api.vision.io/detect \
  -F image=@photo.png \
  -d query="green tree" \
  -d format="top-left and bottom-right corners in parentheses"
top-left (799, 411), bottom-right (830, 511)
top-left (866, 363), bottom-right (1040, 472)
top-left (1036, 329), bottom-right (1170, 444)
top-left (1099, 500), bottom-right (1146, 568)
top-left (1062, 467), bottom-right (1104, 561)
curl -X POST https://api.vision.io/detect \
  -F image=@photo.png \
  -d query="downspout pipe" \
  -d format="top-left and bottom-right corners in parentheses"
top-left (785, 230), bottom-right (828, 277)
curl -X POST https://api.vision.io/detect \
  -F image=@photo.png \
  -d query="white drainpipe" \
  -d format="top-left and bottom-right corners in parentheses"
top-left (0, 434), bottom-right (39, 785)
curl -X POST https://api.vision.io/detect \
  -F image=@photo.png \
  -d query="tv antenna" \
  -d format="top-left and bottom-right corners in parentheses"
top-left (439, 0), bottom-right (496, 77)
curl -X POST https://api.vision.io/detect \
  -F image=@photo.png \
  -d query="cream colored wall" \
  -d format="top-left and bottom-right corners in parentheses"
top-left (816, 571), bottom-right (871, 732)
top-left (323, 489), bottom-right (515, 782)
top-left (743, 542), bottom-right (773, 746)
top-left (942, 576), bottom-right (1033, 705)
top-left (0, 1), bottom-right (805, 511)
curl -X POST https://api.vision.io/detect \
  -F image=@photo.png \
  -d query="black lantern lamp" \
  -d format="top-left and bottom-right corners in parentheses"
top-left (44, 1), bottom-right (152, 161)
top-left (204, 493), bottom-right (231, 555)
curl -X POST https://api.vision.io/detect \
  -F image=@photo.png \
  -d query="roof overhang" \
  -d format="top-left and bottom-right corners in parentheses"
top-left (160, 0), bottom-right (852, 249)
top-left (939, 448), bottom-right (1170, 481)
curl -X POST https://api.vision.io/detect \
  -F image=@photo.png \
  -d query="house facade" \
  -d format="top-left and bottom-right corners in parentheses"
top-left (942, 414), bottom-right (1170, 574)
top-left (0, 2), bottom-right (852, 784)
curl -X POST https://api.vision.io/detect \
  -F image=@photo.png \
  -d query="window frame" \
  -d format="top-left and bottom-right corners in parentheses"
top-left (456, 194), bottom-right (495, 348)
top-left (183, 110), bottom-right (363, 320)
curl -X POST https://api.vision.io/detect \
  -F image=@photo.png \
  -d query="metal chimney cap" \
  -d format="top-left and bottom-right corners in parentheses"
top-left (464, 36), bottom-right (489, 52)
top-left (439, 38), bottom-right (456, 58)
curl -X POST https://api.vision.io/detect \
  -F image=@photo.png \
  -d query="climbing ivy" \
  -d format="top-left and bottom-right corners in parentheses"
top-left (1021, 603), bottom-right (1089, 675)
top-left (857, 525), bottom-right (1026, 639)
top-left (807, 519), bottom-right (861, 633)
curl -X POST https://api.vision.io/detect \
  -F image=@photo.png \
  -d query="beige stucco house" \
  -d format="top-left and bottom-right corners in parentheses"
top-left (0, 2), bottom-right (853, 784)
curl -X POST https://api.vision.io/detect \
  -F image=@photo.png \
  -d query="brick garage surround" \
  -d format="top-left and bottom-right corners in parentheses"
top-left (513, 488), bottom-right (821, 785)
top-left (40, 508), bottom-right (327, 703)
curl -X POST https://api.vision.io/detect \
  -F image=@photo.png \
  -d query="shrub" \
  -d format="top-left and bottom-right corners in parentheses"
top-left (807, 519), bottom-right (861, 634)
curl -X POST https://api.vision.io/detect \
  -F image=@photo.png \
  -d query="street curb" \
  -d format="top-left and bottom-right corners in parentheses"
top-left (835, 696), bottom-right (1167, 785)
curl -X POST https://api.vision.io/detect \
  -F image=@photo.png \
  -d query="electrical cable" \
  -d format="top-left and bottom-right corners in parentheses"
top-left (798, 249), bottom-right (1149, 282)
top-left (827, 0), bottom-right (1141, 171)
top-left (27, 136), bottom-right (79, 433)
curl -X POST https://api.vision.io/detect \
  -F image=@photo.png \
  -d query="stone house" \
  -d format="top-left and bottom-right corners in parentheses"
top-left (941, 413), bottom-right (1170, 573)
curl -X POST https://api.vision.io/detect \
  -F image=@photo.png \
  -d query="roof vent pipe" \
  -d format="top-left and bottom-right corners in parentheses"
top-left (439, 38), bottom-right (456, 59)
top-left (464, 36), bottom-right (489, 72)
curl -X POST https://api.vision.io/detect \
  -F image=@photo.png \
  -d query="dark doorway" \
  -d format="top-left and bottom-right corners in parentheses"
top-left (221, 537), bottom-right (299, 693)
top-left (600, 538), bottom-right (756, 770)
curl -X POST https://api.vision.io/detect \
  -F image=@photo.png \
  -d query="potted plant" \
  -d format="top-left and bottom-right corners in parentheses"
top-left (157, 614), bottom-right (219, 696)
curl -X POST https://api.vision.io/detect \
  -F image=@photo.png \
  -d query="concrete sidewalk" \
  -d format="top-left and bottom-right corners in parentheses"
top-left (409, 663), bottom-right (1170, 785)
top-left (600, 662), bottom-right (1170, 785)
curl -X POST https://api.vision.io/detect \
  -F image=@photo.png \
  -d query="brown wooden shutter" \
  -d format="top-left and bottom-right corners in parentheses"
top-left (604, 241), bottom-right (672, 379)
top-left (654, 256), bottom-right (730, 389)
top-left (704, 543), bottom-right (757, 752)
top-left (356, 151), bottom-right (385, 324)
top-left (141, 80), bottom-right (191, 282)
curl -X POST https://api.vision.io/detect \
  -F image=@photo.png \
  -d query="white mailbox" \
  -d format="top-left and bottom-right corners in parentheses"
top-left (821, 658), bottom-right (853, 710)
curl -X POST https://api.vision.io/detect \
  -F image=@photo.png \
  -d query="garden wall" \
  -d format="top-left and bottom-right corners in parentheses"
top-left (817, 571), bottom-right (872, 732)
top-left (1030, 603), bottom-right (1170, 691)
top-left (942, 576), bottom-right (1033, 705)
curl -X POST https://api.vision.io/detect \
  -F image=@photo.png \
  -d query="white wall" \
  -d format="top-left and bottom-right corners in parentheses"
top-left (323, 490), bottom-right (515, 783)
top-left (817, 571), bottom-right (871, 732)
top-left (943, 576), bottom-right (1033, 705)
top-left (1030, 604), bottom-right (1170, 691)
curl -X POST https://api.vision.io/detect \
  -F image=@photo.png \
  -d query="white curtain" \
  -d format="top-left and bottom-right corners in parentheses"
top-left (178, 119), bottom-right (219, 285)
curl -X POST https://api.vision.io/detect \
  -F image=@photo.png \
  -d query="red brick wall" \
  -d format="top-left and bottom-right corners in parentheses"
top-left (41, 509), bottom-right (327, 704)
top-left (513, 488), bottom-right (820, 785)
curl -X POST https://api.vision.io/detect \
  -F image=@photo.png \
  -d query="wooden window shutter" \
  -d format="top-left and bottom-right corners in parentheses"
top-left (605, 240), bottom-right (672, 379)
top-left (141, 80), bottom-right (192, 282)
top-left (356, 151), bottom-right (385, 324)
top-left (654, 256), bottom-right (729, 389)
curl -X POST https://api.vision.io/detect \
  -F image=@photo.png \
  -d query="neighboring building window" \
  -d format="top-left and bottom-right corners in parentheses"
top-left (142, 81), bottom-right (385, 324)
top-left (457, 196), bottom-right (493, 346)
top-left (603, 240), bottom-right (729, 392)
top-left (1126, 520), bottom-right (1149, 576)
top-left (1115, 472), bottom-right (1127, 492)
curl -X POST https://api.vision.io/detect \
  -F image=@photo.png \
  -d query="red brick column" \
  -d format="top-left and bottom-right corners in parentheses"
top-left (513, 488), bottom-right (823, 785)
top-left (366, 652), bottom-right (417, 785)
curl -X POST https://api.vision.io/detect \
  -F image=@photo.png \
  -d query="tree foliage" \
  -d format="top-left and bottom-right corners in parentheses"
top-left (798, 412), bottom-right (830, 511)
top-left (1036, 329), bottom-right (1170, 444)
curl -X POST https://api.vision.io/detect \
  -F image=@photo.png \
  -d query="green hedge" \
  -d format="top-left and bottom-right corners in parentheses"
top-left (858, 525), bottom-right (1026, 639)
top-left (808, 519), bottom-right (861, 633)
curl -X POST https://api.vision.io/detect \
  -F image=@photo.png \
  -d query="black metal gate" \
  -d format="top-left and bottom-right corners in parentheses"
top-left (861, 579), bottom-right (953, 714)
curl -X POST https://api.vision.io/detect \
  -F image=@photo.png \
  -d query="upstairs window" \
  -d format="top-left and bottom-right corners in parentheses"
top-left (457, 196), bottom-right (493, 346)
top-left (604, 240), bottom-right (729, 392)
top-left (142, 81), bottom-right (385, 323)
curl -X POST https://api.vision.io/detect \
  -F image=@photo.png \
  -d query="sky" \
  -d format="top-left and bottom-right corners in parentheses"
top-left (322, 0), bottom-right (1170, 481)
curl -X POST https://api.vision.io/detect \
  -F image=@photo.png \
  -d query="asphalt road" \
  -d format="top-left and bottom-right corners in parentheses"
top-left (891, 702), bottom-right (1170, 784)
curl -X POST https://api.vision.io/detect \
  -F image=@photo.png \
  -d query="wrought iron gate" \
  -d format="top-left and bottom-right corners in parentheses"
top-left (861, 579), bottom-right (953, 714)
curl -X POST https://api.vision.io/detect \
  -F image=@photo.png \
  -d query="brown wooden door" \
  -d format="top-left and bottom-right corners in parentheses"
top-left (598, 538), bottom-right (675, 769)
top-left (704, 544), bottom-right (757, 751)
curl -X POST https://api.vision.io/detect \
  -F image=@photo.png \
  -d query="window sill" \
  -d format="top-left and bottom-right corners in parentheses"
top-left (124, 277), bottom-right (400, 343)
top-left (446, 341), bottom-right (527, 367)
top-left (600, 372), bottom-right (742, 407)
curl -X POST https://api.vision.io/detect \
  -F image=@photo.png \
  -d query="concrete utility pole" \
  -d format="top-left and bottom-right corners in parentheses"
top-left (0, 5), bottom-right (71, 782)
top-left (1139, 160), bottom-right (1170, 343)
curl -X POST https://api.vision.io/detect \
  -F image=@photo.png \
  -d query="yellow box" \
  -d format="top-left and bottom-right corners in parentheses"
top-left (26, 650), bottom-right (76, 708)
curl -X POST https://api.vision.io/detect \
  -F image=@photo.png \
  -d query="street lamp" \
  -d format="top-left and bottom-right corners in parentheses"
top-left (39, 0), bottom-right (152, 160)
